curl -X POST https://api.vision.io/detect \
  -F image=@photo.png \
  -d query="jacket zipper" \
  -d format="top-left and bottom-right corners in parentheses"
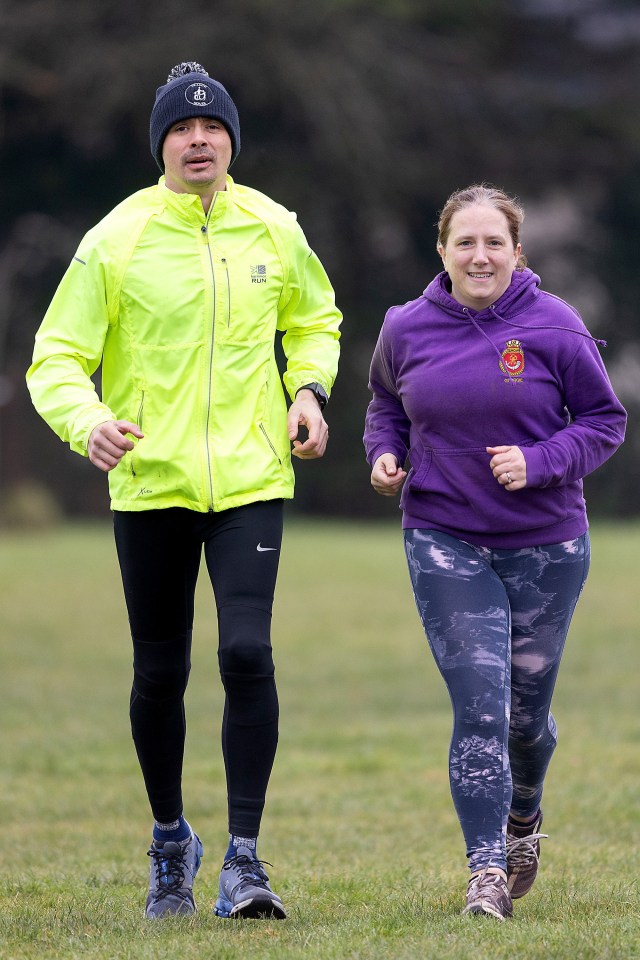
top-left (202, 197), bottom-right (218, 509)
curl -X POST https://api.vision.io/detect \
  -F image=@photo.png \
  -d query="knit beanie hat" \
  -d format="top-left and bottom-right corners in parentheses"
top-left (150, 61), bottom-right (241, 171)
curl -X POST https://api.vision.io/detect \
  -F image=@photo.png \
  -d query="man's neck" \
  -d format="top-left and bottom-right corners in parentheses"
top-left (200, 192), bottom-right (214, 214)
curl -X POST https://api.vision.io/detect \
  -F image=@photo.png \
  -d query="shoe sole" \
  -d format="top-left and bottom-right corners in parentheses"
top-left (215, 895), bottom-right (286, 920)
top-left (462, 901), bottom-right (511, 921)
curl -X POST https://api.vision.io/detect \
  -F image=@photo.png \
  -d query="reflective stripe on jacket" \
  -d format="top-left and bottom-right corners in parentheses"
top-left (27, 176), bottom-right (341, 512)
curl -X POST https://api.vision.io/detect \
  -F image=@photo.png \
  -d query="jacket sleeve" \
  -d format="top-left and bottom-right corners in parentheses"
top-left (524, 337), bottom-right (627, 487)
top-left (277, 222), bottom-right (342, 400)
top-left (26, 245), bottom-right (116, 457)
top-left (363, 321), bottom-right (411, 468)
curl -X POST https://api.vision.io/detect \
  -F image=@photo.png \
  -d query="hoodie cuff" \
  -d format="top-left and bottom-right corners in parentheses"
top-left (522, 444), bottom-right (547, 488)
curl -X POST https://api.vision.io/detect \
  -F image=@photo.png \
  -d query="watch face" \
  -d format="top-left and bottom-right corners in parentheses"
top-left (312, 386), bottom-right (327, 408)
top-left (298, 383), bottom-right (327, 407)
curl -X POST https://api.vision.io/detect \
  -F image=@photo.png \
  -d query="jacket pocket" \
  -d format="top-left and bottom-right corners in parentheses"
top-left (259, 423), bottom-right (282, 465)
top-left (129, 390), bottom-right (145, 477)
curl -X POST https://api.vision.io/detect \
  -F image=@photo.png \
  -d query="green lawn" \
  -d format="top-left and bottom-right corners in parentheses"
top-left (1, 518), bottom-right (638, 959)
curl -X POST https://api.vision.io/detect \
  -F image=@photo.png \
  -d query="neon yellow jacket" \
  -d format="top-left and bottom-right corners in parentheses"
top-left (27, 176), bottom-right (341, 512)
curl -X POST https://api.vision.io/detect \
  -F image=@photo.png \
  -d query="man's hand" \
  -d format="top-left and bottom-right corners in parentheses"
top-left (288, 389), bottom-right (328, 459)
top-left (88, 420), bottom-right (144, 472)
top-left (371, 453), bottom-right (407, 496)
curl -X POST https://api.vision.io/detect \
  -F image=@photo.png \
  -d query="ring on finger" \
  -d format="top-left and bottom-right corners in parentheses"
top-left (505, 472), bottom-right (513, 484)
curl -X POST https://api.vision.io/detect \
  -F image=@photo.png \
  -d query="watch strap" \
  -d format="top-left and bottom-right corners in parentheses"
top-left (295, 382), bottom-right (328, 410)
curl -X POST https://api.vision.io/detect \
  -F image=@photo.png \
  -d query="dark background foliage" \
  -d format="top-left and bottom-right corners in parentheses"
top-left (1, 0), bottom-right (638, 522)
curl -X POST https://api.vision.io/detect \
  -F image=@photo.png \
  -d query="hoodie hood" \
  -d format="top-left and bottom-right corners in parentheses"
top-left (423, 267), bottom-right (606, 351)
top-left (423, 267), bottom-right (541, 321)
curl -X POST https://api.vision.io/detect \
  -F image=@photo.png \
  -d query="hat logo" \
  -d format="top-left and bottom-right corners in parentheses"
top-left (185, 82), bottom-right (214, 106)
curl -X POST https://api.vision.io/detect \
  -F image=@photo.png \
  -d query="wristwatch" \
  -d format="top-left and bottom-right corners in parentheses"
top-left (295, 382), bottom-right (328, 410)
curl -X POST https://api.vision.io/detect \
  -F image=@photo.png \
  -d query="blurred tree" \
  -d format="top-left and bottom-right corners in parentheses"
top-left (1, 0), bottom-right (637, 518)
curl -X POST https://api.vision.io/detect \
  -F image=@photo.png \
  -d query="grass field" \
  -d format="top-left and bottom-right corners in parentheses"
top-left (1, 518), bottom-right (639, 959)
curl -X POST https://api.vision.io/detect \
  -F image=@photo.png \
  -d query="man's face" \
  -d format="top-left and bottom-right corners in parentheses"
top-left (162, 117), bottom-right (232, 197)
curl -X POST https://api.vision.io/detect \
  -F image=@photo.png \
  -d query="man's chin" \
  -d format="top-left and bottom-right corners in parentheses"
top-left (184, 172), bottom-right (216, 188)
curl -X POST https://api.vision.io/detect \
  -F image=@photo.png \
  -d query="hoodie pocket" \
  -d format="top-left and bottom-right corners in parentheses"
top-left (407, 445), bottom-right (433, 490)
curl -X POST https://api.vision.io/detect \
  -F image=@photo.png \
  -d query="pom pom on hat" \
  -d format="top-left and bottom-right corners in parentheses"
top-left (150, 61), bottom-right (241, 171)
top-left (166, 61), bottom-right (208, 82)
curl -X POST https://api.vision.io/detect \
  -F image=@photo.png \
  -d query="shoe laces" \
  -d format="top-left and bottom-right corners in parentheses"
top-left (148, 843), bottom-right (189, 899)
top-left (468, 868), bottom-right (507, 896)
top-left (505, 831), bottom-right (548, 868)
top-left (223, 853), bottom-right (272, 890)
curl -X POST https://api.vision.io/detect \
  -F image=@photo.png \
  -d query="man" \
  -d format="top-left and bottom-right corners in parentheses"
top-left (26, 61), bottom-right (341, 920)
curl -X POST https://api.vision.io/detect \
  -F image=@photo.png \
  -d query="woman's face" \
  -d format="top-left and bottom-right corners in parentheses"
top-left (437, 203), bottom-right (521, 311)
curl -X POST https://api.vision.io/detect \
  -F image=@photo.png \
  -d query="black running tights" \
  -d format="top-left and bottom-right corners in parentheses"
top-left (113, 501), bottom-right (283, 836)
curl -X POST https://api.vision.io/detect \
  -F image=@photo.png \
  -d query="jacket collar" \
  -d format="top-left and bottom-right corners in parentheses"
top-left (158, 174), bottom-right (235, 225)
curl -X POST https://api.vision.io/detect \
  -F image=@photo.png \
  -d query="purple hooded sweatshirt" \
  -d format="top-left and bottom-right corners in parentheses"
top-left (364, 268), bottom-right (626, 548)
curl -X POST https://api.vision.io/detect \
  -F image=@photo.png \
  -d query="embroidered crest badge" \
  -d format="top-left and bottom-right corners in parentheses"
top-left (500, 339), bottom-right (525, 377)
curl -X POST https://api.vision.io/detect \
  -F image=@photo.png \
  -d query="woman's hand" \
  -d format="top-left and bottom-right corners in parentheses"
top-left (371, 453), bottom-right (407, 496)
top-left (487, 445), bottom-right (527, 491)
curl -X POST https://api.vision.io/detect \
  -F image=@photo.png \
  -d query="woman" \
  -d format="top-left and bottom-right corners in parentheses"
top-left (363, 184), bottom-right (626, 920)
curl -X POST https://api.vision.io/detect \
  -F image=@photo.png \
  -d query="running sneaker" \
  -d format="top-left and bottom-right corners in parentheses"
top-left (506, 810), bottom-right (548, 899)
top-left (462, 868), bottom-right (513, 921)
top-left (145, 830), bottom-right (203, 918)
top-left (214, 845), bottom-right (286, 919)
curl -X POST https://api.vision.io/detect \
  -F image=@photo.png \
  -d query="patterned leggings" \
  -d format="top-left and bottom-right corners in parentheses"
top-left (404, 528), bottom-right (590, 874)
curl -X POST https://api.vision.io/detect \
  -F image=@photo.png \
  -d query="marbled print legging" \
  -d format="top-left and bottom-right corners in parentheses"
top-left (404, 528), bottom-right (590, 874)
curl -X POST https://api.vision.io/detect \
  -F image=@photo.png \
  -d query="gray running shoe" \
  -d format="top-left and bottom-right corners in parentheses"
top-left (214, 845), bottom-right (286, 919)
top-left (506, 811), bottom-right (548, 899)
top-left (462, 869), bottom-right (513, 921)
top-left (145, 831), bottom-right (203, 918)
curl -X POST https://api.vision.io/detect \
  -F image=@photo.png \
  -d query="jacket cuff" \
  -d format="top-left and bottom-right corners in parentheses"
top-left (69, 408), bottom-right (116, 457)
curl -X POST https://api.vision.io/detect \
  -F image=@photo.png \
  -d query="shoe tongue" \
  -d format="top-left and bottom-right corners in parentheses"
top-left (236, 845), bottom-right (256, 859)
top-left (157, 840), bottom-right (182, 855)
top-left (509, 817), bottom-right (540, 837)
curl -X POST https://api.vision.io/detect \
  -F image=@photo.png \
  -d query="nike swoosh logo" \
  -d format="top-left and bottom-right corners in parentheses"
top-left (256, 543), bottom-right (278, 552)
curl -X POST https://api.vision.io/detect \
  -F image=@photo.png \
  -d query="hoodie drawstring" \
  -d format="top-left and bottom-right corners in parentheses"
top-left (464, 308), bottom-right (522, 384)
top-left (487, 304), bottom-right (608, 347)
top-left (463, 304), bottom-right (607, 385)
